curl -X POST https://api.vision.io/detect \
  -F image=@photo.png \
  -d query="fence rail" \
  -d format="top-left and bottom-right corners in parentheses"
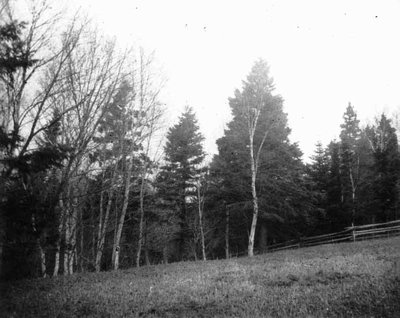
top-left (266, 219), bottom-right (400, 253)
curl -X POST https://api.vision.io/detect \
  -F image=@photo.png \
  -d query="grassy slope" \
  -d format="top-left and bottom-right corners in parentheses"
top-left (2, 237), bottom-right (400, 318)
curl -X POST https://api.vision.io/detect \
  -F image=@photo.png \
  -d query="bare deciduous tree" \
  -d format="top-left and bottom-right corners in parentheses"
top-left (112, 50), bottom-right (164, 270)
top-left (50, 28), bottom-right (126, 275)
top-left (0, 1), bottom-right (85, 277)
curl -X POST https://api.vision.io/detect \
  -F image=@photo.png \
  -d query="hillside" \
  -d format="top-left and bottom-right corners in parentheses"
top-left (2, 237), bottom-right (400, 317)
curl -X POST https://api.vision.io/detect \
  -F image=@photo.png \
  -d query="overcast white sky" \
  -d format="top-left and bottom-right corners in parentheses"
top-left (70, 0), bottom-right (400, 161)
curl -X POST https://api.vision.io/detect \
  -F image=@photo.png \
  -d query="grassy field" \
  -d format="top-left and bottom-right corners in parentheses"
top-left (2, 237), bottom-right (400, 317)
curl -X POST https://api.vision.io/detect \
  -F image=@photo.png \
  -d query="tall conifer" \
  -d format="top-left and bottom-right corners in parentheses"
top-left (156, 106), bottom-right (205, 259)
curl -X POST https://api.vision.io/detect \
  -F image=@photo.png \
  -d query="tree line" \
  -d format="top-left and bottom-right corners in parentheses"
top-left (1, 1), bottom-right (399, 280)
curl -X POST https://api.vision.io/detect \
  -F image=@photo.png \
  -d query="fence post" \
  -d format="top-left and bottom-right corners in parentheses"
top-left (351, 223), bottom-right (356, 242)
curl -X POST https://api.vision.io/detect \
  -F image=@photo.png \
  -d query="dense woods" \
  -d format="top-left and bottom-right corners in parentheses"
top-left (1, 2), bottom-right (400, 280)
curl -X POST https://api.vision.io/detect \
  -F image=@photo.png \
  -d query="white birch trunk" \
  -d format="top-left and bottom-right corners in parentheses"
top-left (63, 198), bottom-right (77, 275)
top-left (53, 199), bottom-right (65, 277)
top-left (95, 182), bottom-right (105, 271)
top-left (248, 140), bottom-right (259, 257)
top-left (248, 126), bottom-right (259, 257)
top-left (112, 157), bottom-right (134, 270)
top-left (68, 199), bottom-right (77, 274)
top-left (63, 230), bottom-right (68, 274)
top-left (53, 237), bottom-right (61, 276)
top-left (136, 173), bottom-right (146, 267)
top-left (38, 239), bottom-right (47, 278)
top-left (63, 196), bottom-right (71, 275)
top-left (197, 184), bottom-right (206, 261)
top-left (95, 164), bottom-right (118, 272)
top-left (246, 107), bottom-right (268, 257)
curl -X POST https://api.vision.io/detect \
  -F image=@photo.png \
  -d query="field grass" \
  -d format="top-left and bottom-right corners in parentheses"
top-left (2, 237), bottom-right (400, 317)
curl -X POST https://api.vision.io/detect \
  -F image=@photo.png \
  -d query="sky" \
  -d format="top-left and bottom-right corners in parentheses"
top-left (69, 0), bottom-right (400, 161)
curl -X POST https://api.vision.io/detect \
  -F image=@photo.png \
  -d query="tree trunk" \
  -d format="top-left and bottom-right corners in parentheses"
top-left (78, 207), bottom-right (84, 272)
top-left (144, 233), bottom-right (150, 266)
top-left (136, 173), bottom-right (146, 268)
top-left (63, 197), bottom-right (71, 275)
top-left (37, 239), bottom-right (47, 278)
top-left (163, 245), bottom-right (168, 264)
top-left (248, 132), bottom-right (259, 257)
top-left (112, 157), bottom-right (134, 270)
top-left (31, 214), bottom-right (47, 277)
top-left (349, 165), bottom-right (357, 225)
top-left (0, 211), bottom-right (5, 278)
top-left (53, 223), bottom-right (62, 276)
top-left (0, 242), bottom-right (3, 279)
top-left (225, 205), bottom-right (230, 259)
top-left (95, 164), bottom-right (118, 272)
top-left (64, 197), bottom-right (77, 275)
top-left (192, 243), bottom-right (198, 261)
top-left (258, 222), bottom-right (268, 253)
top-left (92, 210), bottom-right (96, 267)
top-left (53, 199), bottom-right (65, 277)
top-left (197, 185), bottom-right (206, 261)
top-left (95, 180), bottom-right (105, 271)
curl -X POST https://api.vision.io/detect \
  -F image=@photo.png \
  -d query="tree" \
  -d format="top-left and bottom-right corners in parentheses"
top-left (156, 106), bottom-right (205, 261)
top-left (110, 51), bottom-right (164, 271)
top-left (0, 3), bottom-right (83, 278)
top-left (195, 169), bottom-right (208, 261)
top-left (324, 141), bottom-right (345, 231)
top-left (48, 27), bottom-right (126, 275)
top-left (0, 1), bottom-right (166, 278)
top-left (365, 114), bottom-right (400, 222)
top-left (92, 80), bottom-right (133, 272)
top-left (213, 59), bottom-right (311, 257)
top-left (307, 142), bottom-right (330, 233)
top-left (339, 103), bottom-right (361, 225)
top-left (230, 60), bottom-right (282, 256)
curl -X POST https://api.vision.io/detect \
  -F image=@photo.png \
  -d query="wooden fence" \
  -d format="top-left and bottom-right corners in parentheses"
top-left (265, 219), bottom-right (400, 253)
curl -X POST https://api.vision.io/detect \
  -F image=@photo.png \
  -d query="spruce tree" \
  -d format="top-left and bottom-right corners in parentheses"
top-left (365, 114), bottom-right (400, 222)
top-left (307, 142), bottom-right (330, 233)
top-left (325, 141), bottom-right (346, 231)
top-left (212, 60), bottom-right (312, 255)
top-left (156, 106), bottom-right (205, 260)
top-left (339, 103), bottom-right (361, 225)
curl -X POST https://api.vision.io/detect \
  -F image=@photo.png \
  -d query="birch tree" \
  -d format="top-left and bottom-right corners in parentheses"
top-left (237, 61), bottom-right (280, 257)
top-left (196, 177), bottom-right (207, 261)
top-left (135, 104), bottom-right (163, 267)
top-left (49, 28), bottom-right (126, 275)
top-left (111, 51), bottom-right (163, 270)
top-left (0, 1), bottom-right (84, 278)
top-left (339, 104), bottom-right (361, 226)
top-left (213, 60), bottom-right (299, 257)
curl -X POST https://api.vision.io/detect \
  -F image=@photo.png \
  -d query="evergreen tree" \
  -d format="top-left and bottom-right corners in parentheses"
top-left (325, 141), bottom-right (346, 231)
top-left (354, 130), bottom-right (375, 224)
top-left (307, 142), bottom-right (330, 233)
top-left (365, 114), bottom-right (400, 222)
top-left (156, 106), bottom-right (205, 260)
top-left (339, 103), bottom-right (361, 225)
top-left (211, 60), bottom-right (313, 255)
